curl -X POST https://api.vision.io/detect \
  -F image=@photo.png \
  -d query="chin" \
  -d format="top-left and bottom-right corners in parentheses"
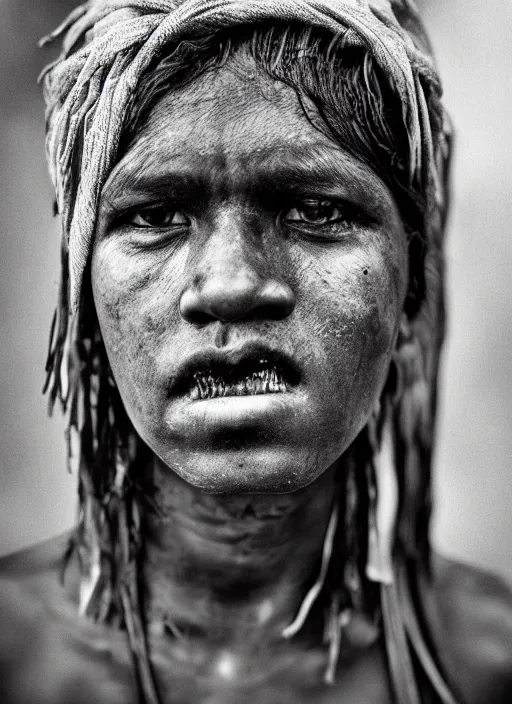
top-left (155, 444), bottom-right (330, 495)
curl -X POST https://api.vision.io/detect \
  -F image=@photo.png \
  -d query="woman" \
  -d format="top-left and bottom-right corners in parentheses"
top-left (0, 1), bottom-right (511, 702)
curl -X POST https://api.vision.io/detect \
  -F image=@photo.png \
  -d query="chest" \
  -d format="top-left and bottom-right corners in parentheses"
top-left (6, 619), bottom-right (392, 704)
top-left (144, 637), bottom-right (393, 704)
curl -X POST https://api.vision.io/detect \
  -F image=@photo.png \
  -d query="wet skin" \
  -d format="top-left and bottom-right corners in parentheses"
top-left (1, 55), bottom-right (512, 704)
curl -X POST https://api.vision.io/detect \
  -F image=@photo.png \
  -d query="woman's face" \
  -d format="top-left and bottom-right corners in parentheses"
top-left (92, 56), bottom-right (408, 493)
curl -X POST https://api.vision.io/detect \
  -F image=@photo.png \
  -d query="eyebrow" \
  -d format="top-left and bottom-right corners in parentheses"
top-left (101, 142), bottom-right (393, 217)
top-left (253, 146), bottom-right (386, 202)
top-left (101, 157), bottom-right (206, 208)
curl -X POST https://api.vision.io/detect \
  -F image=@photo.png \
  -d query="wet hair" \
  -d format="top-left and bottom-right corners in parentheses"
top-left (45, 19), bottom-right (454, 704)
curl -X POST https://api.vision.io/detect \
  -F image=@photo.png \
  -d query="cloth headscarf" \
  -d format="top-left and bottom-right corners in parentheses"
top-left (40, 3), bottom-right (455, 704)
top-left (41, 0), bottom-right (447, 312)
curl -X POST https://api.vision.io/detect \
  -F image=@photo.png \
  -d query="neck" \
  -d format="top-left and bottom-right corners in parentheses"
top-left (141, 458), bottom-right (338, 646)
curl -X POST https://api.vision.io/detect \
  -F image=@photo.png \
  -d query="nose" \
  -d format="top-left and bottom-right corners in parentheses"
top-left (180, 276), bottom-right (295, 324)
top-left (179, 216), bottom-right (295, 325)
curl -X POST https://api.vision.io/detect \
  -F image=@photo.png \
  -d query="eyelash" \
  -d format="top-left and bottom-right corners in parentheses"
top-left (128, 205), bottom-right (190, 229)
top-left (122, 198), bottom-right (363, 235)
top-left (281, 199), bottom-right (358, 230)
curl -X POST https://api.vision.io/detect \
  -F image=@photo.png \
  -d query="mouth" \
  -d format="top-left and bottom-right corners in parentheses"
top-left (190, 363), bottom-right (289, 400)
top-left (168, 343), bottom-right (300, 402)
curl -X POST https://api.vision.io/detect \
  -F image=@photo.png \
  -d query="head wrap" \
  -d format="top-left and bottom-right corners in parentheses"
top-left (41, 3), bottom-right (454, 704)
top-left (41, 0), bottom-right (447, 311)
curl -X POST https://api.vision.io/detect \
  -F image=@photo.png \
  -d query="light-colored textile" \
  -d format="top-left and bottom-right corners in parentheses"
top-left (41, 0), bottom-right (447, 312)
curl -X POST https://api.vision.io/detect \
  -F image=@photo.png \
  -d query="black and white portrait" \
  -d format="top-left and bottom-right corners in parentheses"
top-left (0, 1), bottom-right (511, 702)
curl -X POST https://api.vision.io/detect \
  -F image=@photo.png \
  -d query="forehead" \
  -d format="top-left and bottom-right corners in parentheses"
top-left (105, 52), bottom-right (396, 213)
top-left (130, 55), bottom-right (319, 160)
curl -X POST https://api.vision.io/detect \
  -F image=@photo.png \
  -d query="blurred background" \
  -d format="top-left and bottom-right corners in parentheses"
top-left (0, 1), bottom-right (511, 580)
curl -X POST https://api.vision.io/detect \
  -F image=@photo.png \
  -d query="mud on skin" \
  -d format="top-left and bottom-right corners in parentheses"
top-left (92, 52), bottom-right (408, 495)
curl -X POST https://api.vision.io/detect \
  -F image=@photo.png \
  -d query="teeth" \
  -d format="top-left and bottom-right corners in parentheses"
top-left (190, 366), bottom-right (289, 399)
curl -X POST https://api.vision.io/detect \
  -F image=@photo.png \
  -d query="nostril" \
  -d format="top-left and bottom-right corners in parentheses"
top-left (246, 303), bottom-right (289, 322)
top-left (179, 288), bottom-right (217, 325)
top-left (185, 310), bottom-right (218, 325)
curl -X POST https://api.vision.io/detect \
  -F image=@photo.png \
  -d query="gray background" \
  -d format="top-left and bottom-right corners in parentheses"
top-left (1, 1), bottom-right (511, 580)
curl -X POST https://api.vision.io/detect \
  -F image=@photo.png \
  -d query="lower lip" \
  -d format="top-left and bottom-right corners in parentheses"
top-left (168, 389), bottom-right (306, 434)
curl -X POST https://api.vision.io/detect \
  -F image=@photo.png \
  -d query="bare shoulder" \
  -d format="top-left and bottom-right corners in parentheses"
top-left (0, 533), bottom-right (76, 703)
top-left (424, 552), bottom-right (512, 704)
top-left (0, 533), bottom-right (136, 704)
top-left (0, 532), bottom-right (74, 590)
top-left (0, 532), bottom-right (74, 651)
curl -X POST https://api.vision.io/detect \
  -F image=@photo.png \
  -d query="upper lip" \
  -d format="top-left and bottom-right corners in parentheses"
top-left (167, 341), bottom-right (301, 398)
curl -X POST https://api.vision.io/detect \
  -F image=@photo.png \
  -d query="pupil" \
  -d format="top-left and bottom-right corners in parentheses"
top-left (146, 208), bottom-right (168, 225)
top-left (305, 205), bottom-right (328, 221)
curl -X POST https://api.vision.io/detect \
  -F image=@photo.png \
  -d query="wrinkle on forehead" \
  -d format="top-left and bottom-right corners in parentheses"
top-left (102, 57), bottom-right (400, 227)
top-left (135, 59), bottom-right (311, 156)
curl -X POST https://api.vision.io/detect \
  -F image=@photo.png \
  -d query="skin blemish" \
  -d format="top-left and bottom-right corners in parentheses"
top-left (128, 272), bottom-right (152, 292)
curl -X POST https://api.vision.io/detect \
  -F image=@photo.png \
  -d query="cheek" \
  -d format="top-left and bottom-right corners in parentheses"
top-left (90, 242), bottom-right (184, 418)
top-left (292, 236), bottom-right (406, 417)
top-left (299, 239), bottom-right (404, 339)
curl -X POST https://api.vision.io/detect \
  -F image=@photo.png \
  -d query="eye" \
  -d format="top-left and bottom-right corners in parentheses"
top-left (129, 205), bottom-right (190, 228)
top-left (283, 199), bottom-right (348, 226)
